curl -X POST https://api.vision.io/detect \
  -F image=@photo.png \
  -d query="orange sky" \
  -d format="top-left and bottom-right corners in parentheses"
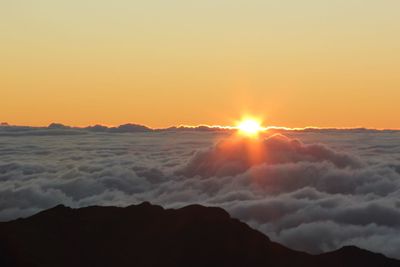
top-left (1, 1), bottom-right (400, 129)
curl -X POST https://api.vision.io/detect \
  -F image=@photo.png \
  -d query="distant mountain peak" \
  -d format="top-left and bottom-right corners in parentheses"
top-left (48, 123), bottom-right (70, 129)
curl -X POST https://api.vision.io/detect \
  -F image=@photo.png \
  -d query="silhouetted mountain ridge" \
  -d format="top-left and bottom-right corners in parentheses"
top-left (0, 202), bottom-right (399, 267)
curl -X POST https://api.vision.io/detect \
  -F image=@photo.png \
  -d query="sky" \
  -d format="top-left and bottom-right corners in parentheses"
top-left (1, 0), bottom-right (400, 128)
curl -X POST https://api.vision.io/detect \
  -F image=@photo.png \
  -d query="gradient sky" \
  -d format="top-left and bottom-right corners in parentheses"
top-left (1, 0), bottom-right (400, 128)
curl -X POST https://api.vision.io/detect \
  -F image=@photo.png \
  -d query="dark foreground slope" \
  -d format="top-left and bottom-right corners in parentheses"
top-left (0, 202), bottom-right (398, 267)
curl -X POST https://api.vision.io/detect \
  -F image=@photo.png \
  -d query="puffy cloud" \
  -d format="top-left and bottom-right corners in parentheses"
top-left (1, 129), bottom-right (400, 259)
top-left (179, 134), bottom-right (361, 178)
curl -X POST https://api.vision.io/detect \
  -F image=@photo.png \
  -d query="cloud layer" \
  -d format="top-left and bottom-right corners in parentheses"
top-left (1, 126), bottom-right (400, 259)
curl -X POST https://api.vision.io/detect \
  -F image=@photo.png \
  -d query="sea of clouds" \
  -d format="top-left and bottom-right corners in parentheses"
top-left (1, 125), bottom-right (400, 258)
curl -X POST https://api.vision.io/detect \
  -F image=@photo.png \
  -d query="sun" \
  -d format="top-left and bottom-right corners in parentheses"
top-left (236, 118), bottom-right (264, 137)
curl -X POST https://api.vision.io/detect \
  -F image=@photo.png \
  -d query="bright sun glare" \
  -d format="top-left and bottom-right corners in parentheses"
top-left (236, 118), bottom-right (264, 137)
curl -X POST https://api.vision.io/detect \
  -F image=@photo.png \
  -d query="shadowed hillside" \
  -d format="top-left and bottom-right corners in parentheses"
top-left (0, 202), bottom-right (399, 267)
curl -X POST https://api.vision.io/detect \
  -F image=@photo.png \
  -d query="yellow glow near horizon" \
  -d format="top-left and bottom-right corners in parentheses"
top-left (237, 118), bottom-right (263, 137)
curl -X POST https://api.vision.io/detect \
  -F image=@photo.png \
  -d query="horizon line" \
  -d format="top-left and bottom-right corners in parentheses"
top-left (1, 121), bottom-right (399, 132)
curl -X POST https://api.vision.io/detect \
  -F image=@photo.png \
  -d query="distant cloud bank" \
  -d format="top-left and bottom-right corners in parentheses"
top-left (0, 122), bottom-right (398, 136)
